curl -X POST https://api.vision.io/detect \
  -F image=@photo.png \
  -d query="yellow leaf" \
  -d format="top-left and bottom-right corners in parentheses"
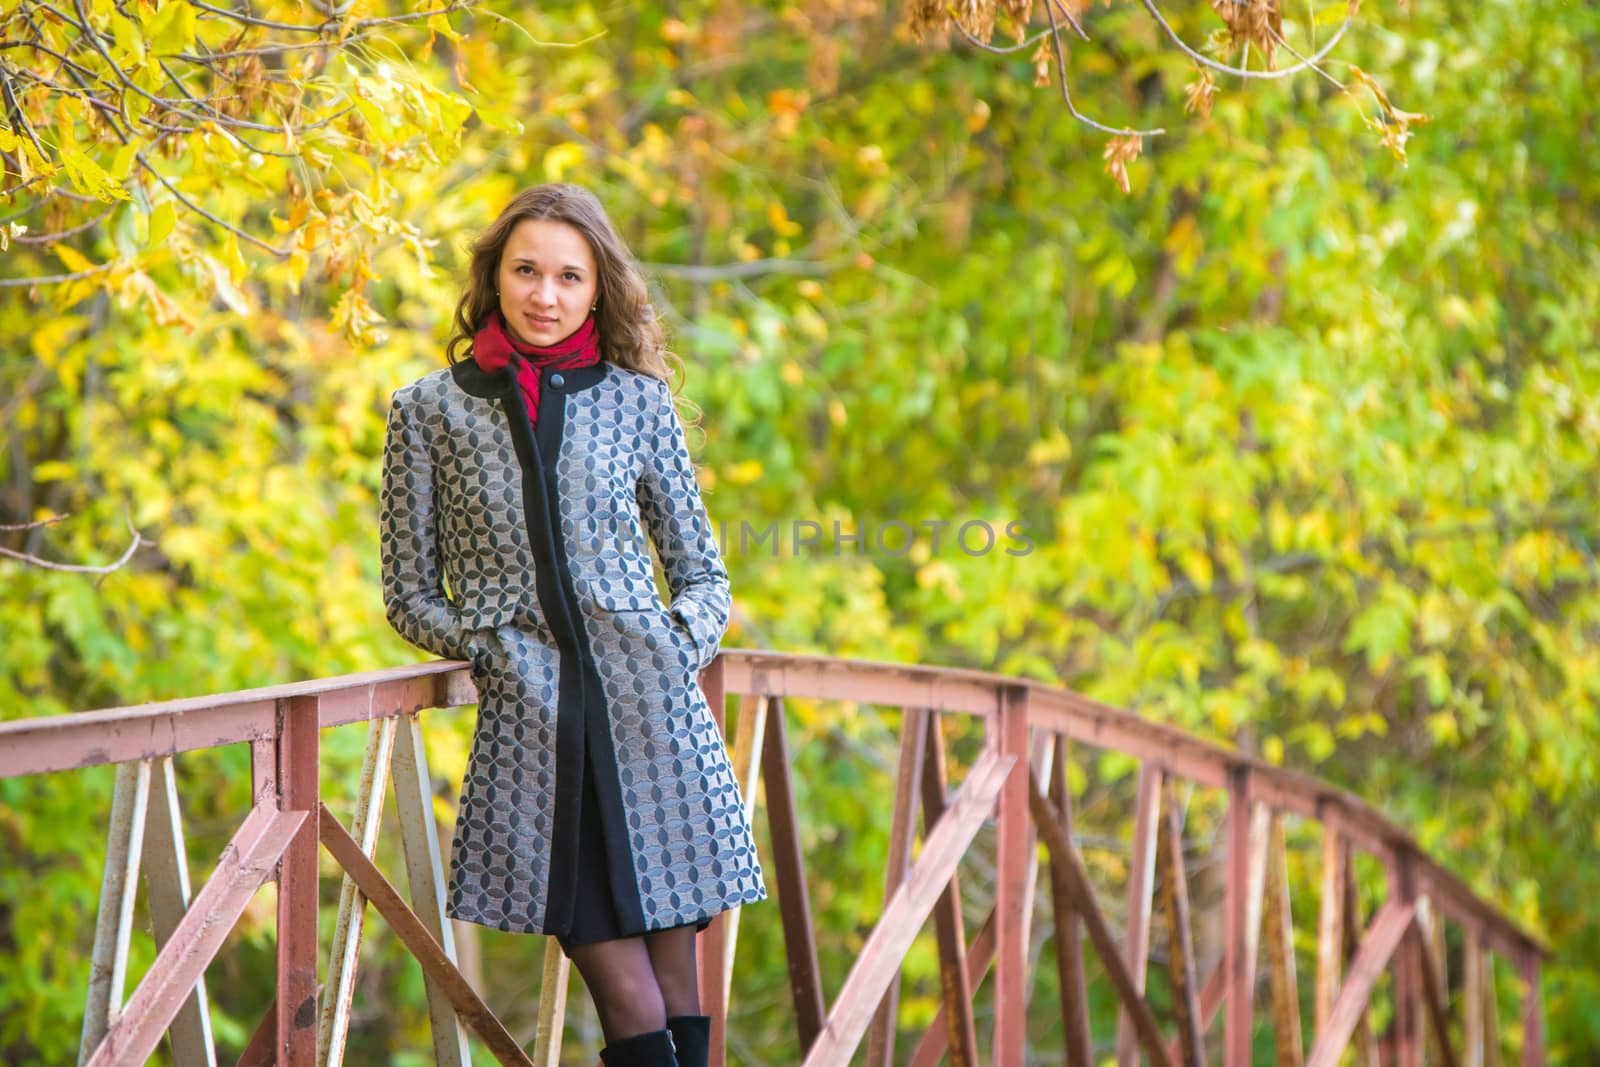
top-left (223, 233), bottom-right (247, 286)
top-left (210, 258), bottom-right (249, 314)
top-left (144, 0), bottom-right (196, 55)
top-left (1180, 548), bottom-right (1213, 591)
top-left (1163, 213), bottom-right (1202, 275)
top-left (1313, 2), bottom-right (1349, 25)
top-left (286, 248), bottom-right (309, 294)
top-left (270, 195), bottom-right (311, 233)
top-left (967, 99), bottom-right (991, 133)
top-left (1025, 432), bottom-right (1072, 465)
top-left (427, 11), bottom-right (462, 41)
top-left (112, 10), bottom-right (145, 64)
top-left (766, 202), bottom-right (802, 237)
top-left (55, 243), bottom-right (96, 272)
top-left (1266, 499), bottom-right (1292, 552)
top-left (473, 102), bottom-right (524, 134)
top-left (147, 201), bottom-right (175, 246)
top-left (111, 143), bottom-right (138, 181)
top-left (543, 142), bottom-right (585, 182)
top-left (60, 148), bottom-right (130, 202)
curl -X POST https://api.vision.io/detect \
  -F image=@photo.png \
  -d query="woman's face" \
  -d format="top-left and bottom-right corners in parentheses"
top-left (496, 218), bottom-right (599, 347)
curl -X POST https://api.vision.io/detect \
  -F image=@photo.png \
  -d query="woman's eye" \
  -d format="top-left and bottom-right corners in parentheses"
top-left (563, 272), bottom-right (580, 281)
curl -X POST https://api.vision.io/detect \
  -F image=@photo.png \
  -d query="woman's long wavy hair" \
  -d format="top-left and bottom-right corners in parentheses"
top-left (446, 184), bottom-right (681, 388)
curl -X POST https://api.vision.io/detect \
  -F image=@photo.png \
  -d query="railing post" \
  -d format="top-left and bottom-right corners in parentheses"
top-left (923, 712), bottom-right (979, 1067)
top-left (1463, 931), bottom-right (1484, 1067)
top-left (722, 694), bottom-right (770, 1015)
top-left (1225, 765), bottom-right (1254, 1067)
top-left (1390, 851), bottom-right (1423, 1067)
top-left (761, 694), bottom-right (827, 1056)
top-left (1518, 950), bottom-right (1544, 1067)
top-left (79, 759), bottom-right (151, 1066)
top-left (1315, 828), bottom-right (1347, 1032)
top-left (320, 717), bottom-right (398, 1067)
top-left (1049, 735), bottom-right (1093, 1067)
top-left (992, 685), bottom-right (1030, 1067)
top-left (1343, 856), bottom-right (1381, 1067)
top-left (276, 695), bottom-right (320, 1065)
top-left (1484, 946), bottom-right (1504, 1067)
top-left (143, 756), bottom-right (217, 1067)
top-left (533, 937), bottom-right (572, 1067)
top-left (391, 713), bottom-right (471, 1066)
top-left (696, 656), bottom-right (731, 1067)
top-left (867, 706), bottom-right (930, 1067)
top-left (1118, 763), bottom-right (1163, 1067)
top-left (1264, 814), bottom-right (1304, 1067)
top-left (1158, 779), bottom-right (1205, 1067)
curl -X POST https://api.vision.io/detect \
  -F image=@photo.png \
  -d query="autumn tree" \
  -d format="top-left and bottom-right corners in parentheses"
top-left (4, 0), bottom-right (1595, 1063)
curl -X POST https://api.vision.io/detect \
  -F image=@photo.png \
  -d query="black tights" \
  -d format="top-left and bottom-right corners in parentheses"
top-left (567, 924), bottom-right (701, 1044)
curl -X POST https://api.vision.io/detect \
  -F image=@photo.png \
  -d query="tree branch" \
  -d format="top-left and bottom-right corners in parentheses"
top-left (0, 513), bottom-right (146, 574)
top-left (1138, 0), bottom-right (1353, 81)
top-left (185, 0), bottom-right (338, 35)
top-left (0, 262), bottom-right (116, 286)
top-left (640, 254), bottom-right (858, 283)
top-left (137, 154), bottom-right (290, 255)
top-left (1153, 507), bottom-right (1600, 615)
top-left (13, 205), bottom-right (114, 242)
top-left (1042, 0), bottom-right (1165, 137)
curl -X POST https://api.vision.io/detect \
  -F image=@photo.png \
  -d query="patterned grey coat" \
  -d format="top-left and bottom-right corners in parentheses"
top-left (380, 356), bottom-right (766, 937)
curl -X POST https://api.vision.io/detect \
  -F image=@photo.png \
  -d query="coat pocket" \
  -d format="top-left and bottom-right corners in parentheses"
top-left (578, 553), bottom-right (663, 612)
top-left (661, 606), bottom-right (704, 670)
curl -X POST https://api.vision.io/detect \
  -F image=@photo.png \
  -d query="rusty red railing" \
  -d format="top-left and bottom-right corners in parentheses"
top-left (0, 650), bottom-right (1544, 1066)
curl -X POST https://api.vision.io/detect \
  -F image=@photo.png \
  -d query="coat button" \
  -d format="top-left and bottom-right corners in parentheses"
top-left (550, 372), bottom-right (565, 388)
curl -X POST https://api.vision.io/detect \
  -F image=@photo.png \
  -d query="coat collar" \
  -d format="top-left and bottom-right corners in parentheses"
top-left (449, 357), bottom-right (611, 398)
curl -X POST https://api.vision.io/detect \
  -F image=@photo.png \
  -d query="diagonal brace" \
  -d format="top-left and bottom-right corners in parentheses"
top-left (1028, 771), bottom-right (1177, 1067)
top-left (85, 805), bottom-right (305, 1067)
top-left (317, 804), bottom-right (534, 1067)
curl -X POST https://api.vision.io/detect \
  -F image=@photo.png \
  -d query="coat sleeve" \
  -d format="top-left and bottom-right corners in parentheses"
top-left (636, 377), bottom-right (732, 672)
top-left (379, 392), bottom-right (473, 661)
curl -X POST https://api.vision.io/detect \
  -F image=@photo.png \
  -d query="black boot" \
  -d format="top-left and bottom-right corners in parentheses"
top-left (600, 1028), bottom-right (680, 1066)
top-left (666, 1015), bottom-right (711, 1067)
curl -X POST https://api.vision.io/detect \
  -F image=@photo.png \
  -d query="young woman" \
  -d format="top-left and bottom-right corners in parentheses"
top-left (379, 183), bottom-right (766, 1067)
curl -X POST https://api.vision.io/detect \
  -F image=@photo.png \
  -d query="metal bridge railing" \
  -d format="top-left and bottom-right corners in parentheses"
top-left (0, 650), bottom-right (1545, 1066)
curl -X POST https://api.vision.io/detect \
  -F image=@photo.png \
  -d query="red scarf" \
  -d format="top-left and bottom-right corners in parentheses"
top-left (472, 309), bottom-right (602, 429)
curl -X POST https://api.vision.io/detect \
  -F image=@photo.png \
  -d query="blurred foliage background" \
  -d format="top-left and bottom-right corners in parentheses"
top-left (1, 0), bottom-right (1596, 1061)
